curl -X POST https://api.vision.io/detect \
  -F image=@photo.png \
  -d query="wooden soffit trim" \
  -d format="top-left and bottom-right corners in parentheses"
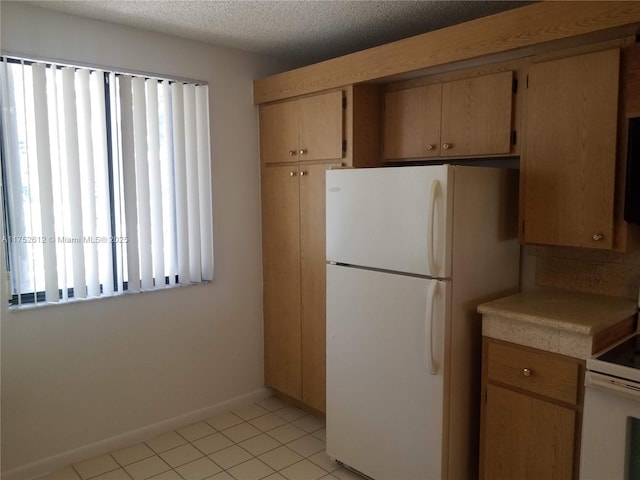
top-left (253, 1), bottom-right (640, 104)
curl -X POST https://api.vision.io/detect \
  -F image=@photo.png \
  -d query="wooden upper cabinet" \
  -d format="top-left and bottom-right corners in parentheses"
top-left (441, 71), bottom-right (513, 157)
top-left (383, 71), bottom-right (513, 161)
top-left (260, 100), bottom-right (299, 164)
top-left (298, 91), bottom-right (344, 161)
top-left (522, 48), bottom-right (620, 249)
top-left (384, 84), bottom-right (442, 159)
top-left (260, 90), bottom-right (344, 164)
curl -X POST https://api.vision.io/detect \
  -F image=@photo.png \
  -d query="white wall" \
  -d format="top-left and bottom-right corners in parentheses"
top-left (0, 2), bottom-right (288, 474)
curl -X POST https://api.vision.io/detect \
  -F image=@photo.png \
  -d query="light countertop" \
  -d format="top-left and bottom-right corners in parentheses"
top-left (478, 288), bottom-right (638, 359)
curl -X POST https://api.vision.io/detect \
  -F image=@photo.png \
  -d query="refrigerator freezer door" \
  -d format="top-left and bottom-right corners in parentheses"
top-left (326, 264), bottom-right (448, 480)
top-left (326, 165), bottom-right (452, 278)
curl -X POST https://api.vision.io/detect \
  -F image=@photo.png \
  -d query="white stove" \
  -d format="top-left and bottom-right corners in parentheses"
top-left (580, 332), bottom-right (640, 480)
top-left (587, 332), bottom-right (640, 389)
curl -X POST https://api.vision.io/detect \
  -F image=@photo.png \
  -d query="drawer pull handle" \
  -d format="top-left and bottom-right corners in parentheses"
top-left (523, 368), bottom-right (532, 377)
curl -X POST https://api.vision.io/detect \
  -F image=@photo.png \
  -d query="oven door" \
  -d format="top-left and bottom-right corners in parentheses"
top-left (580, 371), bottom-right (640, 480)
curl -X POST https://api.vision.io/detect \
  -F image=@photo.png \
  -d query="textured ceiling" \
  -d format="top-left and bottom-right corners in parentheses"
top-left (27, 1), bottom-right (529, 67)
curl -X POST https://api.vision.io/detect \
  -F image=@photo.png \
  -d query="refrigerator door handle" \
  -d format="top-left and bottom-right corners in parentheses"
top-left (427, 179), bottom-right (442, 278)
top-left (425, 280), bottom-right (439, 375)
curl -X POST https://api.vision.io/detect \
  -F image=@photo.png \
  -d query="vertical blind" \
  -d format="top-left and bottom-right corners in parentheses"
top-left (0, 57), bottom-right (214, 306)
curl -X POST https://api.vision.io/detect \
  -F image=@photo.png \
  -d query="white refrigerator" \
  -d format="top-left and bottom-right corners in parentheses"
top-left (325, 164), bottom-right (520, 480)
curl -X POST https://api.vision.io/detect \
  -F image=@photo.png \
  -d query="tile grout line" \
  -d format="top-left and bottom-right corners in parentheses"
top-left (74, 453), bottom-right (123, 480)
top-left (63, 399), bottom-right (336, 480)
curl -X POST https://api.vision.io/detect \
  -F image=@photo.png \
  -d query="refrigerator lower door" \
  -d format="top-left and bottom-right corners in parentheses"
top-left (326, 264), bottom-right (447, 480)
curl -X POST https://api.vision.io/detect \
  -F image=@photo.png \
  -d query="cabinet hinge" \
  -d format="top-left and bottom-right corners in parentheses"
top-left (512, 78), bottom-right (518, 94)
top-left (342, 140), bottom-right (347, 152)
top-left (511, 131), bottom-right (517, 146)
top-left (342, 97), bottom-right (347, 108)
top-left (521, 220), bottom-right (526, 236)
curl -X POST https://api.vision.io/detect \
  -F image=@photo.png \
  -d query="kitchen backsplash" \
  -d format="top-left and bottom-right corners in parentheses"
top-left (526, 245), bottom-right (640, 299)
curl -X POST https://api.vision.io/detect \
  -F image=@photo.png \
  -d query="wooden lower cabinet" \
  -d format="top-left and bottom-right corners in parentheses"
top-left (299, 164), bottom-right (332, 412)
top-left (262, 165), bottom-right (302, 400)
top-left (262, 162), bottom-right (339, 413)
top-left (483, 384), bottom-right (576, 480)
top-left (480, 338), bottom-right (584, 480)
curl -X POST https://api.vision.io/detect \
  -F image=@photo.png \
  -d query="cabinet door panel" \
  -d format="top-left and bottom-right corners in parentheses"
top-left (300, 163), bottom-right (340, 413)
top-left (298, 91), bottom-right (344, 162)
top-left (441, 71), bottom-right (513, 157)
top-left (483, 384), bottom-right (576, 480)
top-left (523, 49), bottom-right (619, 249)
top-left (262, 165), bottom-right (302, 399)
top-left (383, 84), bottom-right (442, 159)
top-left (260, 101), bottom-right (299, 163)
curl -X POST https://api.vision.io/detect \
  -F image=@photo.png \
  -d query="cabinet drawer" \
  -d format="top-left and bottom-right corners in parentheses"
top-left (487, 340), bottom-right (580, 405)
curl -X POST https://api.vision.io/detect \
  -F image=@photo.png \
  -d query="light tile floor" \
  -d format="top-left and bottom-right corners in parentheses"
top-left (39, 397), bottom-right (366, 480)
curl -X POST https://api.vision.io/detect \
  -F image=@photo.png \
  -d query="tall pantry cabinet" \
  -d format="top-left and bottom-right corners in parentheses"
top-left (260, 86), bottom-right (381, 413)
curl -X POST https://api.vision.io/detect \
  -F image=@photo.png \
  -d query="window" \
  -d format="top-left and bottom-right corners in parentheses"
top-left (0, 57), bottom-right (214, 307)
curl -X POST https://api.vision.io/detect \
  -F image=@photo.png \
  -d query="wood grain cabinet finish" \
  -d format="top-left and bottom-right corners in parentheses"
top-left (383, 71), bottom-right (513, 160)
top-left (440, 71), bottom-right (514, 157)
top-left (260, 86), bottom-right (381, 413)
top-left (483, 384), bottom-right (576, 480)
top-left (262, 165), bottom-right (302, 400)
top-left (298, 163), bottom-right (335, 412)
top-left (260, 90), bottom-right (343, 164)
top-left (261, 162), bottom-right (339, 413)
top-left (480, 338), bottom-right (584, 480)
top-left (383, 83), bottom-right (442, 159)
top-left (521, 48), bottom-right (620, 250)
top-left (486, 340), bottom-right (580, 404)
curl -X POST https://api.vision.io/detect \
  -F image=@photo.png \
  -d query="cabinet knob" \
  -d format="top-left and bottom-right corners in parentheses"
top-left (523, 368), bottom-right (532, 377)
top-left (289, 171), bottom-right (297, 177)
top-left (288, 150), bottom-right (296, 156)
top-left (426, 144), bottom-right (435, 151)
top-left (300, 171), bottom-right (307, 176)
top-left (592, 233), bottom-right (603, 241)
top-left (442, 143), bottom-right (451, 150)
top-left (299, 148), bottom-right (307, 155)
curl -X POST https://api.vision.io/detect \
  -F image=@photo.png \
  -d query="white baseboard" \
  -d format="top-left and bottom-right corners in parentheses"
top-left (3, 387), bottom-right (272, 480)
